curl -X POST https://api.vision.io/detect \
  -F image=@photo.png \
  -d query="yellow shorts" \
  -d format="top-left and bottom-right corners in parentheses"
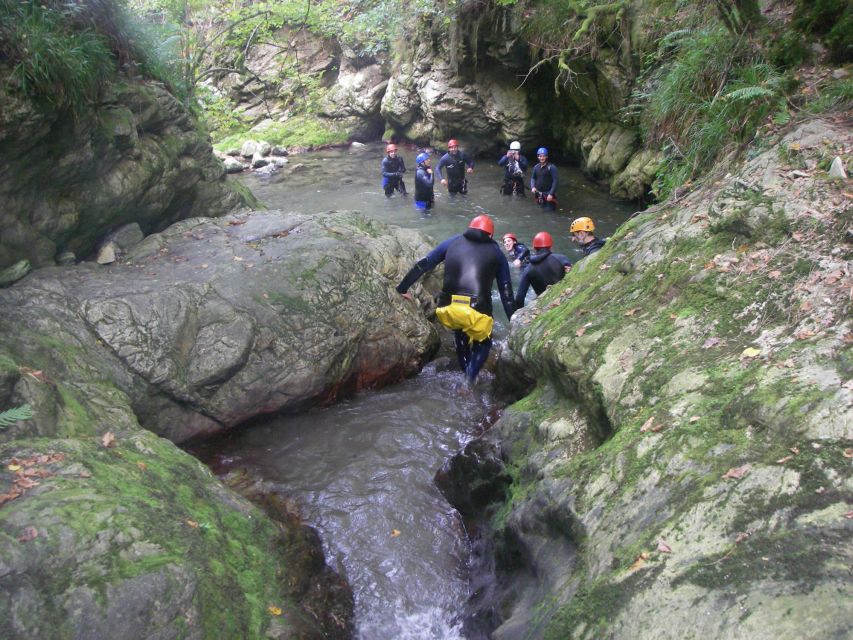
top-left (435, 295), bottom-right (494, 342)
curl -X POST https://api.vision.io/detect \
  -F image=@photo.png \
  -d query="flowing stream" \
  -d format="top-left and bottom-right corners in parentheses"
top-left (194, 143), bottom-right (637, 638)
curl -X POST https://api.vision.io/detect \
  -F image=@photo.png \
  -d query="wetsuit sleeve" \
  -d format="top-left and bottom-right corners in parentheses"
top-left (435, 155), bottom-right (447, 180)
top-left (519, 156), bottom-right (529, 171)
top-left (515, 268), bottom-right (531, 309)
top-left (498, 155), bottom-right (508, 167)
top-left (494, 248), bottom-right (515, 320)
top-left (556, 253), bottom-right (572, 269)
top-left (396, 237), bottom-right (453, 293)
top-left (519, 244), bottom-right (530, 263)
top-left (547, 165), bottom-right (558, 196)
top-left (530, 166), bottom-right (537, 190)
top-left (465, 153), bottom-right (474, 169)
top-left (399, 158), bottom-right (406, 175)
top-left (381, 157), bottom-right (394, 178)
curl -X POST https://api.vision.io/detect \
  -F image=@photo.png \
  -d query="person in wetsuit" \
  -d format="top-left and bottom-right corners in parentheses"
top-left (570, 217), bottom-right (606, 256)
top-left (436, 139), bottom-right (474, 195)
top-left (498, 141), bottom-right (529, 196)
top-left (396, 214), bottom-right (515, 385)
top-left (530, 147), bottom-right (558, 210)
top-left (515, 231), bottom-right (572, 309)
top-left (502, 232), bottom-right (530, 268)
top-left (381, 144), bottom-right (407, 197)
top-left (413, 152), bottom-right (434, 210)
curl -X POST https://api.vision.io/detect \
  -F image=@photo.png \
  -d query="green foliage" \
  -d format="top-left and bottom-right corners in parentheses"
top-left (213, 115), bottom-right (351, 150)
top-left (0, 0), bottom-right (186, 111)
top-left (807, 78), bottom-right (853, 114)
top-left (637, 27), bottom-right (785, 200)
top-left (0, 404), bottom-right (33, 428)
top-left (792, 0), bottom-right (853, 63)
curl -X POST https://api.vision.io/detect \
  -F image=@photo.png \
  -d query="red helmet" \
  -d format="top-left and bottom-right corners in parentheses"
top-left (448, 139), bottom-right (459, 148)
top-left (386, 143), bottom-right (397, 153)
top-left (469, 215), bottom-right (495, 237)
top-left (503, 232), bottom-right (517, 242)
top-left (532, 231), bottom-right (553, 249)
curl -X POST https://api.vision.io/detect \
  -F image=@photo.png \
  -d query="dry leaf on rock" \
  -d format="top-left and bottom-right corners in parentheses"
top-left (741, 347), bottom-right (761, 358)
top-left (722, 464), bottom-right (752, 479)
top-left (657, 540), bottom-right (672, 554)
top-left (101, 432), bottom-right (116, 448)
top-left (640, 416), bottom-right (655, 433)
top-left (267, 606), bottom-right (282, 616)
top-left (390, 529), bottom-right (401, 538)
top-left (776, 455), bottom-right (793, 464)
top-left (18, 526), bottom-right (39, 542)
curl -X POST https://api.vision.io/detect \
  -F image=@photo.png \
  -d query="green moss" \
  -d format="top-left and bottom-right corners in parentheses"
top-left (214, 115), bottom-right (352, 151)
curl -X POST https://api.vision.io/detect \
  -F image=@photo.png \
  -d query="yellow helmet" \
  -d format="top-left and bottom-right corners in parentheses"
top-left (570, 217), bottom-right (595, 233)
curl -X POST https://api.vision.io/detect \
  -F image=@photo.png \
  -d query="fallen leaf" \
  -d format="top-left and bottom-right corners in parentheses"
top-left (599, 264), bottom-right (610, 270)
top-left (228, 219), bottom-right (247, 226)
top-left (789, 447), bottom-right (800, 455)
top-left (7, 464), bottom-right (21, 472)
top-left (768, 270), bottom-right (782, 279)
top-left (741, 347), bottom-right (761, 358)
top-left (390, 529), bottom-right (401, 538)
top-left (657, 540), bottom-right (672, 554)
top-left (101, 432), bottom-right (116, 448)
top-left (640, 416), bottom-right (655, 433)
top-left (18, 526), bottom-right (38, 542)
top-left (233, 256), bottom-right (244, 262)
top-left (18, 367), bottom-right (49, 383)
top-left (791, 231), bottom-right (804, 241)
top-left (267, 606), bottom-right (282, 616)
top-left (624, 307), bottom-right (641, 317)
top-left (845, 511), bottom-right (853, 520)
top-left (186, 519), bottom-right (199, 528)
top-left (776, 455), bottom-right (793, 464)
top-left (200, 263), bottom-right (209, 269)
top-left (734, 531), bottom-right (750, 544)
top-left (722, 464), bottom-right (751, 479)
top-left (843, 448), bottom-right (853, 459)
top-left (628, 551), bottom-right (650, 571)
top-left (137, 462), bottom-right (147, 472)
top-left (815, 486), bottom-right (826, 494)
top-left (650, 423), bottom-right (665, 433)
top-left (777, 359), bottom-right (795, 368)
top-left (79, 470), bottom-right (92, 478)
top-left (669, 313), bottom-right (678, 320)
top-left (688, 416), bottom-right (701, 423)
top-left (794, 329), bottom-right (816, 340)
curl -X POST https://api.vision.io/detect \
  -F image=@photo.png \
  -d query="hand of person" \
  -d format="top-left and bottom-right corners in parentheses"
top-left (546, 194), bottom-right (555, 202)
top-left (564, 265), bottom-right (572, 272)
top-left (466, 167), bottom-right (473, 173)
top-left (513, 259), bottom-right (521, 268)
top-left (441, 178), bottom-right (447, 185)
top-left (401, 292), bottom-right (414, 301)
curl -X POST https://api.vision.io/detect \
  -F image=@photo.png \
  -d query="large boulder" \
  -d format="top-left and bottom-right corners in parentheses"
top-left (0, 77), bottom-right (244, 271)
top-left (449, 119), bottom-right (853, 638)
top-left (0, 210), bottom-right (441, 443)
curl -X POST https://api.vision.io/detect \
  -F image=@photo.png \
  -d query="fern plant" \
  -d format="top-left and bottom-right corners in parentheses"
top-left (0, 404), bottom-right (34, 428)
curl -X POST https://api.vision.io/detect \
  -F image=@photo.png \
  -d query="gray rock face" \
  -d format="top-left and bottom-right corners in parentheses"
top-left (0, 210), bottom-right (440, 443)
top-left (0, 77), bottom-right (244, 271)
top-left (451, 120), bottom-right (853, 639)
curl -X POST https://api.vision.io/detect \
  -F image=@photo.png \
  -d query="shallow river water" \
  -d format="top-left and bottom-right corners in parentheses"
top-left (196, 143), bottom-right (637, 638)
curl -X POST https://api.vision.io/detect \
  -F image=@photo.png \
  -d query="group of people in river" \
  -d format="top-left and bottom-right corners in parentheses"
top-left (381, 139), bottom-right (559, 210)
top-left (397, 212), bottom-right (606, 387)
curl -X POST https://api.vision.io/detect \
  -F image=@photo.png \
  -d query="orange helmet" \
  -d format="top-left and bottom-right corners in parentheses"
top-left (532, 231), bottom-right (553, 249)
top-left (386, 143), bottom-right (397, 153)
top-left (448, 139), bottom-right (459, 148)
top-left (503, 232), bottom-right (517, 242)
top-left (469, 215), bottom-right (495, 237)
top-left (569, 217), bottom-right (595, 233)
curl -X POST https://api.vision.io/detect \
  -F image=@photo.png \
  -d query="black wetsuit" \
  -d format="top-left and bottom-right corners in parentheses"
top-left (515, 249), bottom-right (571, 308)
top-left (531, 162), bottom-right (558, 209)
top-left (498, 153), bottom-right (529, 195)
top-left (381, 155), bottom-right (407, 196)
top-left (508, 242), bottom-right (530, 266)
top-left (414, 165), bottom-right (434, 209)
top-left (397, 228), bottom-right (515, 382)
top-left (436, 151), bottom-right (474, 195)
top-left (581, 237), bottom-right (606, 256)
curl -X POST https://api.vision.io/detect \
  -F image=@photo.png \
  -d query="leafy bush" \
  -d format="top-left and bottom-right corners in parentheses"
top-left (637, 27), bottom-right (785, 199)
top-left (213, 115), bottom-right (351, 150)
top-left (0, 0), bottom-right (182, 111)
top-left (793, 0), bottom-right (853, 63)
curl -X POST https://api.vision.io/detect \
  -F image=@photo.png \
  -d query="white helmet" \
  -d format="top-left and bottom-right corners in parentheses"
top-left (509, 141), bottom-right (521, 151)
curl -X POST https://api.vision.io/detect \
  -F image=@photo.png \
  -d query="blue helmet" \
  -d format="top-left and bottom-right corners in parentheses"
top-left (416, 152), bottom-right (430, 164)
top-left (537, 147), bottom-right (548, 156)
